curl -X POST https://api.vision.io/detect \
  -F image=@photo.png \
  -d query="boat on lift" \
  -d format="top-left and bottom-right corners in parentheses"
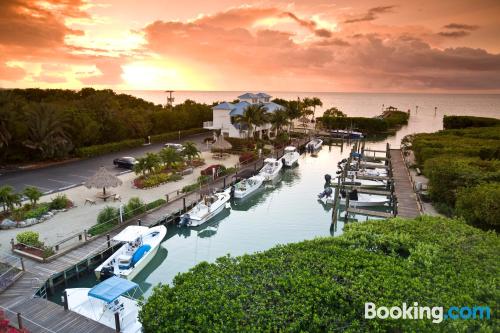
top-left (179, 189), bottom-right (231, 227)
top-left (65, 276), bottom-right (142, 333)
top-left (95, 225), bottom-right (166, 281)
top-left (282, 146), bottom-right (300, 167)
top-left (306, 138), bottom-right (323, 152)
top-left (258, 158), bottom-right (283, 181)
top-left (330, 129), bottom-right (364, 139)
top-left (318, 188), bottom-right (389, 207)
top-left (232, 175), bottom-right (264, 199)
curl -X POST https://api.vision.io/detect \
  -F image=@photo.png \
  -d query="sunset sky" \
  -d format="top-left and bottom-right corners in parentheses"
top-left (1, 0), bottom-right (500, 92)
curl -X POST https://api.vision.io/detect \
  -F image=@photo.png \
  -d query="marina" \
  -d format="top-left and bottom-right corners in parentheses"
top-left (1, 136), bottom-right (422, 332)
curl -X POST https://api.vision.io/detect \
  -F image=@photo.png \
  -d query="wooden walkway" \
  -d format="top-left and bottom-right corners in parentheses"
top-left (390, 149), bottom-right (421, 218)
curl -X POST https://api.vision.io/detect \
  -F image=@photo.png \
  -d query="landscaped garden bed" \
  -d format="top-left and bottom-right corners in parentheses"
top-left (12, 231), bottom-right (54, 261)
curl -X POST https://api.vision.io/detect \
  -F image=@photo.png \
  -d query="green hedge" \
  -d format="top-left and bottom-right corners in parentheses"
top-left (76, 139), bottom-right (144, 158)
top-left (443, 115), bottom-right (500, 130)
top-left (75, 128), bottom-right (208, 158)
top-left (456, 183), bottom-right (500, 230)
top-left (150, 128), bottom-right (208, 144)
top-left (139, 216), bottom-right (499, 332)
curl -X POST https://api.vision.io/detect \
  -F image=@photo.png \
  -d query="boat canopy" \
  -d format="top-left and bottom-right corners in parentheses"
top-left (88, 276), bottom-right (138, 303)
top-left (113, 226), bottom-right (149, 242)
top-left (264, 158), bottom-right (277, 163)
top-left (284, 146), bottom-right (296, 152)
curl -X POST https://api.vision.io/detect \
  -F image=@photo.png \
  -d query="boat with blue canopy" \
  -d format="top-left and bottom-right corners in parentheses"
top-left (65, 276), bottom-right (142, 332)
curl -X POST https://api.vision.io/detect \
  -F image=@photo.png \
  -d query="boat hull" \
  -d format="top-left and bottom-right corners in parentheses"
top-left (189, 202), bottom-right (227, 227)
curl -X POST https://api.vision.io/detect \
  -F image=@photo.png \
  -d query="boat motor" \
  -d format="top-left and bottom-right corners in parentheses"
top-left (318, 187), bottom-right (333, 199)
top-left (348, 189), bottom-right (359, 201)
top-left (179, 214), bottom-right (191, 227)
top-left (100, 266), bottom-right (114, 280)
top-left (324, 174), bottom-right (332, 187)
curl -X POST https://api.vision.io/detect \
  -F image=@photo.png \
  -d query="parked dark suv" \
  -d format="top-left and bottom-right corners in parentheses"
top-left (113, 156), bottom-right (138, 169)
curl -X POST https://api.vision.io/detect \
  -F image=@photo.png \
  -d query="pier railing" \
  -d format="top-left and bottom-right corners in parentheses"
top-left (0, 252), bottom-right (24, 292)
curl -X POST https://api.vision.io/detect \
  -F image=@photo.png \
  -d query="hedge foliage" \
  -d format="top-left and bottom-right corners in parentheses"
top-left (317, 111), bottom-right (409, 135)
top-left (139, 216), bottom-right (499, 332)
top-left (16, 231), bottom-right (42, 247)
top-left (76, 128), bottom-right (207, 158)
top-left (443, 115), bottom-right (500, 130)
top-left (409, 123), bottom-right (500, 229)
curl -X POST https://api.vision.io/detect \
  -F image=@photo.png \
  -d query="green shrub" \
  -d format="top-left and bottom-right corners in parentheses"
top-left (145, 199), bottom-right (166, 211)
top-left (16, 231), bottom-right (42, 247)
top-left (88, 220), bottom-right (117, 237)
top-left (97, 206), bottom-right (119, 224)
top-left (139, 216), bottom-right (499, 332)
top-left (141, 173), bottom-right (171, 188)
top-left (220, 167), bottom-right (237, 176)
top-left (456, 183), bottom-right (500, 230)
top-left (182, 183), bottom-right (199, 193)
top-left (75, 139), bottom-right (144, 158)
top-left (24, 203), bottom-right (50, 219)
top-left (49, 194), bottom-right (71, 210)
top-left (126, 197), bottom-right (146, 215)
top-left (443, 115), bottom-right (500, 129)
top-left (169, 173), bottom-right (182, 182)
top-left (197, 175), bottom-right (211, 184)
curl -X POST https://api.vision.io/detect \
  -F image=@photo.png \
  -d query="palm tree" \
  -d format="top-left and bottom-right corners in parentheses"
top-left (269, 109), bottom-right (290, 136)
top-left (23, 103), bottom-right (73, 159)
top-left (309, 97), bottom-right (323, 121)
top-left (234, 104), bottom-right (268, 139)
top-left (133, 158), bottom-right (147, 176)
top-left (143, 153), bottom-right (161, 174)
top-left (23, 186), bottom-right (42, 206)
top-left (182, 141), bottom-right (200, 163)
top-left (160, 147), bottom-right (183, 169)
top-left (0, 185), bottom-right (15, 212)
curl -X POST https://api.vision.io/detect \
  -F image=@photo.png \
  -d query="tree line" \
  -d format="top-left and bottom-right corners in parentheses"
top-left (0, 88), bottom-right (212, 163)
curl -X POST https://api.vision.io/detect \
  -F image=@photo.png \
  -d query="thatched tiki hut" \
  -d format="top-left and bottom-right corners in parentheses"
top-left (85, 166), bottom-right (123, 196)
top-left (212, 135), bottom-right (232, 151)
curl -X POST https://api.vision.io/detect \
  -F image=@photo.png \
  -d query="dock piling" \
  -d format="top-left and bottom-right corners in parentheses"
top-left (63, 290), bottom-right (68, 310)
top-left (106, 234), bottom-right (111, 248)
top-left (17, 313), bottom-right (23, 330)
top-left (114, 313), bottom-right (121, 332)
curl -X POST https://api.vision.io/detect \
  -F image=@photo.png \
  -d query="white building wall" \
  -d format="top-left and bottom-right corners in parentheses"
top-left (212, 109), bottom-right (231, 129)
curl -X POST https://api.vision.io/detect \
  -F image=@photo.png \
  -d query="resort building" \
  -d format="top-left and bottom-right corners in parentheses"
top-left (203, 92), bottom-right (284, 138)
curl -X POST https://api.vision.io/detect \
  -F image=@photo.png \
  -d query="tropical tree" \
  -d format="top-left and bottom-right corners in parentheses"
top-left (182, 141), bottom-right (200, 163)
top-left (133, 158), bottom-right (147, 176)
top-left (234, 104), bottom-right (269, 139)
top-left (160, 147), bottom-right (183, 169)
top-left (269, 109), bottom-right (291, 136)
top-left (0, 117), bottom-right (11, 149)
top-left (304, 97), bottom-right (323, 121)
top-left (22, 103), bottom-right (73, 159)
top-left (323, 107), bottom-right (346, 118)
top-left (0, 185), bottom-right (16, 212)
top-left (143, 153), bottom-right (161, 174)
top-left (23, 186), bottom-right (42, 206)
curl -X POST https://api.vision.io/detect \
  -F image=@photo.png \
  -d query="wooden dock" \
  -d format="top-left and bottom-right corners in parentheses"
top-left (346, 208), bottom-right (394, 219)
top-left (390, 149), bottom-right (421, 218)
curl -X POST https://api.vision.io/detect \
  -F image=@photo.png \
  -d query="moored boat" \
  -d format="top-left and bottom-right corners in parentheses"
top-left (259, 158), bottom-right (283, 181)
top-left (330, 129), bottom-right (364, 139)
top-left (282, 146), bottom-right (300, 167)
top-left (179, 189), bottom-right (231, 227)
top-left (95, 225), bottom-right (166, 281)
top-left (318, 188), bottom-right (389, 207)
top-left (65, 276), bottom-right (142, 333)
top-left (306, 138), bottom-right (323, 152)
top-left (232, 175), bottom-right (264, 199)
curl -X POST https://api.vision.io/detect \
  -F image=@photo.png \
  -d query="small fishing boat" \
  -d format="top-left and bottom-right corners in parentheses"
top-left (179, 189), bottom-right (231, 227)
top-left (95, 225), bottom-right (166, 281)
top-left (331, 175), bottom-right (387, 188)
top-left (318, 188), bottom-right (389, 207)
top-left (232, 175), bottom-right (264, 199)
top-left (330, 129), bottom-right (364, 139)
top-left (259, 158), bottom-right (283, 181)
top-left (65, 276), bottom-right (142, 333)
top-left (282, 146), bottom-right (300, 167)
top-left (306, 138), bottom-right (323, 152)
top-left (346, 168), bottom-right (387, 177)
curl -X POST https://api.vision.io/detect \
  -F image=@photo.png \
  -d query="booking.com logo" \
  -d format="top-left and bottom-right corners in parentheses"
top-left (365, 302), bottom-right (491, 324)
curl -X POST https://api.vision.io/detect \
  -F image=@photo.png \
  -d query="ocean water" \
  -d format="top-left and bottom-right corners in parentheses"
top-left (123, 91), bottom-right (500, 146)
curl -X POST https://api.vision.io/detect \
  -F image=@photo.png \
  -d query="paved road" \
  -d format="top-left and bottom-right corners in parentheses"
top-left (0, 133), bottom-right (210, 194)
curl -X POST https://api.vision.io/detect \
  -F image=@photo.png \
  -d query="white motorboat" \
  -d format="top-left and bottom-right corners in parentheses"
top-left (179, 189), bottom-right (231, 227)
top-left (332, 175), bottom-right (387, 188)
top-left (95, 225), bottom-right (166, 281)
top-left (318, 188), bottom-right (389, 207)
top-left (330, 129), bottom-right (364, 139)
top-left (347, 168), bottom-right (387, 177)
top-left (259, 158), bottom-right (283, 181)
top-left (306, 138), bottom-right (323, 152)
top-left (282, 146), bottom-right (300, 167)
top-left (232, 175), bottom-right (264, 199)
top-left (65, 276), bottom-right (142, 333)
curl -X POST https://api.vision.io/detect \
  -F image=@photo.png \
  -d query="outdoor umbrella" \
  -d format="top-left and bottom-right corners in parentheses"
top-left (212, 135), bottom-right (232, 150)
top-left (85, 166), bottom-right (123, 196)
